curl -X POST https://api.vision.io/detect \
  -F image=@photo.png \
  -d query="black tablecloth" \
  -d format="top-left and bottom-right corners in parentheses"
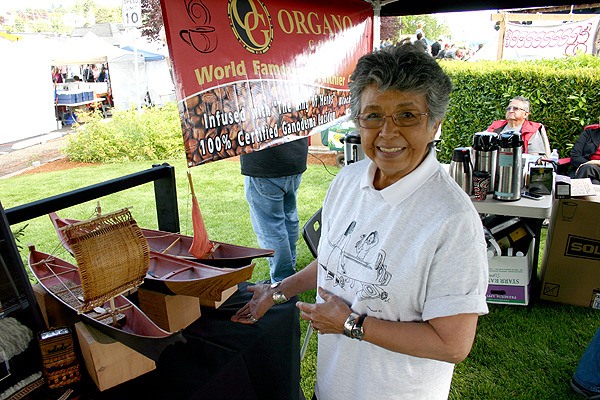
top-left (84, 282), bottom-right (300, 400)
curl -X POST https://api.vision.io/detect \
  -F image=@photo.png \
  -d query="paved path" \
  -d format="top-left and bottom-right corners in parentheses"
top-left (0, 128), bottom-right (71, 179)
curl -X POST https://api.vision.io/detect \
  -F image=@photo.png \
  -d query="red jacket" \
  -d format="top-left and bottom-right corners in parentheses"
top-left (487, 120), bottom-right (542, 154)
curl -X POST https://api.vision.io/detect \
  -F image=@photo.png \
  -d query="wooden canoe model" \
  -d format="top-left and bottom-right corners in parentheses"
top-left (48, 211), bottom-right (256, 298)
top-left (144, 251), bottom-right (254, 299)
top-left (49, 212), bottom-right (274, 268)
top-left (28, 247), bottom-right (185, 362)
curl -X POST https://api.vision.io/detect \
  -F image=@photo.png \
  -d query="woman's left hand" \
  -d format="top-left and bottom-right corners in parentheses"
top-left (231, 282), bottom-right (273, 324)
top-left (296, 287), bottom-right (351, 334)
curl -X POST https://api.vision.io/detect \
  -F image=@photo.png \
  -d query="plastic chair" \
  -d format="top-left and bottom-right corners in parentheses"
top-left (539, 125), bottom-right (552, 158)
top-left (300, 208), bottom-right (321, 360)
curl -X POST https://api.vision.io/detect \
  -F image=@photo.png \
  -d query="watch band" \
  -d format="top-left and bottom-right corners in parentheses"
top-left (351, 314), bottom-right (366, 341)
top-left (343, 312), bottom-right (359, 338)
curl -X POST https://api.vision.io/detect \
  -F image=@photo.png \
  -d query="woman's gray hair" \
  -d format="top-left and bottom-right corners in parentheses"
top-left (349, 43), bottom-right (452, 129)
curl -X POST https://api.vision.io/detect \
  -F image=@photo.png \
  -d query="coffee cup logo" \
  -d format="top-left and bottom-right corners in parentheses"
top-left (180, 26), bottom-right (218, 53)
top-left (186, 0), bottom-right (210, 25)
top-left (181, 0), bottom-right (217, 53)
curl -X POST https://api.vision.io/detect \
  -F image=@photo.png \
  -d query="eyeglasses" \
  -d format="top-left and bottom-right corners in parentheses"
top-left (355, 111), bottom-right (429, 128)
top-left (506, 106), bottom-right (528, 112)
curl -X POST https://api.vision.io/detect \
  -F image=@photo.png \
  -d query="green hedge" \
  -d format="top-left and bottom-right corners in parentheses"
top-left (438, 53), bottom-right (600, 163)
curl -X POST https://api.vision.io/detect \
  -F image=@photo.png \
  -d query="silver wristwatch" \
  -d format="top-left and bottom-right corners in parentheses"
top-left (270, 281), bottom-right (288, 305)
top-left (343, 312), bottom-right (365, 340)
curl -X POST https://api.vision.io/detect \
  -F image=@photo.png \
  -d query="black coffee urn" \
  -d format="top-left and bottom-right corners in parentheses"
top-left (473, 132), bottom-right (499, 193)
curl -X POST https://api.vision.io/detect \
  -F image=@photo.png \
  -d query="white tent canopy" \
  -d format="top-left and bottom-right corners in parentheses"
top-left (0, 38), bottom-right (56, 144)
top-left (50, 32), bottom-right (147, 110)
top-left (50, 32), bottom-right (132, 65)
top-left (119, 43), bottom-right (176, 106)
top-left (0, 33), bottom-right (154, 144)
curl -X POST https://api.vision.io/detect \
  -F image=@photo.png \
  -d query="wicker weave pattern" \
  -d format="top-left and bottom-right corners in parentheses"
top-left (60, 209), bottom-right (149, 312)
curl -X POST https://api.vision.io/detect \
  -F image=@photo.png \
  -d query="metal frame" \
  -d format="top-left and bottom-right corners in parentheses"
top-left (4, 163), bottom-right (180, 233)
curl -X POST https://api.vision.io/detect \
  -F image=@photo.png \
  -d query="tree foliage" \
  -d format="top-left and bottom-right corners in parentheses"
top-left (380, 15), bottom-right (451, 45)
top-left (1, 0), bottom-right (121, 34)
top-left (141, 0), bottom-right (164, 42)
top-left (380, 16), bottom-right (402, 43)
top-left (400, 15), bottom-right (451, 42)
top-left (95, 8), bottom-right (121, 25)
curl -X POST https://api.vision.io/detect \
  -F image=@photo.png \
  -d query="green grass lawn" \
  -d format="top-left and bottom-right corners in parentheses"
top-left (1, 157), bottom-right (597, 399)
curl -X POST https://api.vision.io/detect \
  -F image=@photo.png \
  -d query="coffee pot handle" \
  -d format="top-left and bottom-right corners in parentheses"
top-left (464, 152), bottom-right (473, 172)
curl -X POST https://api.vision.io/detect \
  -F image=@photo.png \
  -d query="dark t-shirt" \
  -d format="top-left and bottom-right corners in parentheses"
top-left (431, 41), bottom-right (442, 57)
top-left (240, 138), bottom-right (308, 178)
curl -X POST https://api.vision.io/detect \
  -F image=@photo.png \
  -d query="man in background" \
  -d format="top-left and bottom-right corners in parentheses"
top-left (431, 38), bottom-right (442, 57)
top-left (487, 96), bottom-right (551, 156)
top-left (240, 138), bottom-right (309, 283)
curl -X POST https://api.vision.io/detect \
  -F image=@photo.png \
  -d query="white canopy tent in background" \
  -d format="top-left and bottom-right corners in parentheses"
top-left (0, 38), bottom-right (56, 145)
top-left (0, 32), bottom-right (177, 144)
top-left (50, 32), bottom-right (147, 110)
top-left (120, 45), bottom-right (176, 105)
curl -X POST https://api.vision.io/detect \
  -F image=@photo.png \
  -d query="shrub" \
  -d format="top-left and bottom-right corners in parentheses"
top-left (439, 53), bottom-right (600, 162)
top-left (65, 102), bottom-right (184, 163)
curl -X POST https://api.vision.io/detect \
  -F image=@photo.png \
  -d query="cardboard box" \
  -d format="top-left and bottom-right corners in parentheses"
top-left (137, 288), bottom-right (201, 332)
top-left (486, 240), bottom-right (534, 306)
top-left (539, 196), bottom-right (600, 308)
top-left (198, 285), bottom-right (237, 309)
top-left (487, 283), bottom-right (531, 306)
top-left (74, 322), bottom-right (155, 391)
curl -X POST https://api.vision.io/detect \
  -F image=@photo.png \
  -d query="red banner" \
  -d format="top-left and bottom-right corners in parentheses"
top-left (160, 0), bottom-right (373, 166)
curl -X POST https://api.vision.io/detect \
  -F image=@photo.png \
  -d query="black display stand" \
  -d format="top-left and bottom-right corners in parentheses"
top-left (0, 202), bottom-right (46, 398)
top-left (81, 283), bottom-right (301, 400)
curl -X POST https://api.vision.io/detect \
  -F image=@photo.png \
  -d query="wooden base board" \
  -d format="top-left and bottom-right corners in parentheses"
top-left (74, 322), bottom-right (155, 392)
top-left (137, 288), bottom-right (201, 332)
top-left (199, 285), bottom-right (237, 309)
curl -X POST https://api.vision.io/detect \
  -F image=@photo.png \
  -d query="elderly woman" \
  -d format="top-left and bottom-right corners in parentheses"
top-left (232, 44), bottom-right (489, 400)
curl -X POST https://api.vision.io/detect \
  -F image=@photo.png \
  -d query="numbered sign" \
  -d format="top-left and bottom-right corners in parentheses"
top-left (122, 0), bottom-right (142, 27)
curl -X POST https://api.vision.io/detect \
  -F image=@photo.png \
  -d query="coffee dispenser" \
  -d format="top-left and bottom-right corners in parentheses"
top-left (472, 132), bottom-right (498, 193)
top-left (340, 132), bottom-right (365, 165)
top-left (493, 132), bottom-right (523, 201)
top-left (449, 147), bottom-right (473, 194)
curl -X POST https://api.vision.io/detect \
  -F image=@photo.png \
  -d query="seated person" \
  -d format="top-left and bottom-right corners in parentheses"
top-left (487, 96), bottom-right (551, 156)
top-left (570, 123), bottom-right (600, 184)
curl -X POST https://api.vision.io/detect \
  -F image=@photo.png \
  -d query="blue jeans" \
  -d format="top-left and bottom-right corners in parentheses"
top-left (245, 174), bottom-right (303, 282)
top-left (574, 327), bottom-right (600, 393)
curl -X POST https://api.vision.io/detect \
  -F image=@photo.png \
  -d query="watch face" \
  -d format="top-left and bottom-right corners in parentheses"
top-left (351, 326), bottom-right (363, 340)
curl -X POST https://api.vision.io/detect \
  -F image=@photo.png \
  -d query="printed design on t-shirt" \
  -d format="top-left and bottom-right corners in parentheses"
top-left (319, 220), bottom-right (391, 301)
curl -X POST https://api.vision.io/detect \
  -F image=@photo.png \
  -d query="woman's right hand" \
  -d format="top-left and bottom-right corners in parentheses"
top-left (231, 282), bottom-right (274, 324)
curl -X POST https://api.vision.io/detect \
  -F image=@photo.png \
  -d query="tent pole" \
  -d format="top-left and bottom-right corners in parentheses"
top-left (128, 26), bottom-right (141, 110)
top-left (372, 0), bottom-right (381, 50)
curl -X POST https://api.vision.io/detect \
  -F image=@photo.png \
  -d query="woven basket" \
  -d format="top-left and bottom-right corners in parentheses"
top-left (60, 209), bottom-right (149, 312)
top-left (38, 327), bottom-right (81, 390)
